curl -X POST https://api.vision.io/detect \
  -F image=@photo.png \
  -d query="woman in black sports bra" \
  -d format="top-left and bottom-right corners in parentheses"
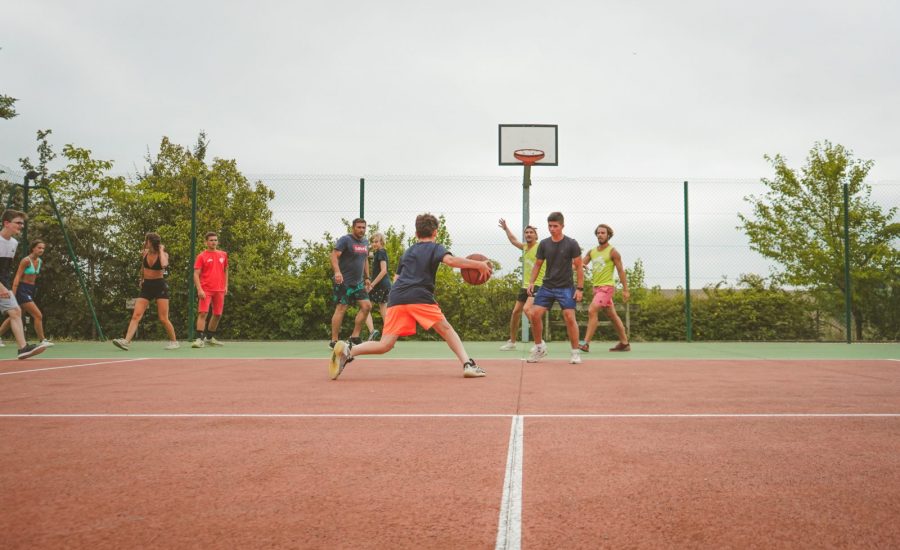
top-left (112, 232), bottom-right (179, 350)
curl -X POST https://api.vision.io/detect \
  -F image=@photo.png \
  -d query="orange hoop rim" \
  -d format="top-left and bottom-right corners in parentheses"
top-left (513, 149), bottom-right (545, 165)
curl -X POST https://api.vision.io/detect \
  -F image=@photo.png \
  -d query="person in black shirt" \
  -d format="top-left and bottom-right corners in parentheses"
top-left (526, 212), bottom-right (584, 364)
top-left (364, 232), bottom-right (391, 341)
top-left (329, 213), bottom-right (491, 380)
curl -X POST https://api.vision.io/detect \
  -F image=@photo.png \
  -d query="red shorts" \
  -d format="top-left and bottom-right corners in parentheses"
top-left (592, 286), bottom-right (615, 308)
top-left (199, 291), bottom-right (226, 316)
top-left (383, 304), bottom-right (446, 337)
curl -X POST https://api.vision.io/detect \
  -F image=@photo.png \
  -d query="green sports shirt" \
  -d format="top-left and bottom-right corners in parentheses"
top-left (589, 245), bottom-right (615, 287)
top-left (522, 243), bottom-right (546, 288)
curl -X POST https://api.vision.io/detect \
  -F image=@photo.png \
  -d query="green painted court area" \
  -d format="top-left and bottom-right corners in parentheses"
top-left (9, 341), bottom-right (899, 361)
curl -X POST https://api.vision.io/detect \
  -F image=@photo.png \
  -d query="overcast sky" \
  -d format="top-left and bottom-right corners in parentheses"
top-left (3, 0), bottom-right (900, 180)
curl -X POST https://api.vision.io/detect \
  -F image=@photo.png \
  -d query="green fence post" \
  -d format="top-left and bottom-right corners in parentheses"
top-left (843, 182), bottom-right (852, 344)
top-left (188, 176), bottom-right (198, 341)
top-left (684, 180), bottom-right (692, 342)
top-left (359, 178), bottom-right (365, 219)
top-left (521, 163), bottom-right (532, 343)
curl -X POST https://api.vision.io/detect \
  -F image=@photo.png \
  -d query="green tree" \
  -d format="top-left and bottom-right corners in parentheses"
top-left (1, 48), bottom-right (17, 120)
top-left (739, 141), bottom-right (899, 340)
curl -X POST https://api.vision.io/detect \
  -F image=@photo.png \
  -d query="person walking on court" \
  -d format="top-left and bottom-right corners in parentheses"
top-left (498, 218), bottom-right (545, 351)
top-left (330, 218), bottom-right (372, 348)
top-left (580, 224), bottom-right (631, 352)
top-left (0, 239), bottom-right (53, 347)
top-left (526, 212), bottom-right (584, 364)
top-left (112, 232), bottom-right (179, 350)
top-left (329, 213), bottom-right (492, 380)
top-left (364, 232), bottom-right (391, 342)
top-left (0, 210), bottom-right (49, 359)
top-left (192, 231), bottom-right (229, 348)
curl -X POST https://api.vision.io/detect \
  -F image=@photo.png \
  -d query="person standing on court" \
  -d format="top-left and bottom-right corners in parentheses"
top-left (112, 232), bottom-right (179, 351)
top-left (0, 210), bottom-right (49, 359)
top-left (364, 232), bottom-right (391, 342)
top-left (192, 231), bottom-right (229, 348)
top-left (580, 224), bottom-right (631, 352)
top-left (330, 218), bottom-right (372, 348)
top-left (526, 211), bottom-right (584, 364)
top-left (498, 218), bottom-right (545, 351)
top-left (329, 213), bottom-right (492, 380)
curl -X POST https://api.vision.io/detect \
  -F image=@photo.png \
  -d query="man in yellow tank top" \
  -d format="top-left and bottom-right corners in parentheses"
top-left (498, 219), bottom-right (546, 350)
top-left (580, 224), bottom-right (631, 352)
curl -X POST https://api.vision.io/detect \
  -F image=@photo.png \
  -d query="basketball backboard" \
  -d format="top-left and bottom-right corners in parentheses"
top-left (498, 124), bottom-right (558, 166)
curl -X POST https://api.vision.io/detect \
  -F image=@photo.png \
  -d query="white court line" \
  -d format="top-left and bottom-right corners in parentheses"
top-left (495, 415), bottom-right (523, 550)
top-left (2, 413), bottom-right (899, 418)
top-left (0, 358), bottom-right (148, 376)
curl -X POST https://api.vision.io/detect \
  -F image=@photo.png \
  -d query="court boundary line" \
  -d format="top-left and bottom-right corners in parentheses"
top-left (496, 415), bottom-right (523, 550)
top-left (1, 413), bottom-right (899, 418)
top-left (0, 358), bottom-right (149, 376)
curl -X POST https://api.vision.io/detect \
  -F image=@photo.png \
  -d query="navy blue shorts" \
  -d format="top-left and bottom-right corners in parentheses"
top-left (533, 286), bottom-right (577, 310)
top-left (16, 282), bottom-right (36, 304)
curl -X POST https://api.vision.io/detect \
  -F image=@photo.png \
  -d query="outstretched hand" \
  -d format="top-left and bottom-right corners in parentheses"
top-left (498, 218), bottom-right (508, 231)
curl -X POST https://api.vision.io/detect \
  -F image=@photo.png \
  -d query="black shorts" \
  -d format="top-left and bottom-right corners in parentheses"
top-left (516, 286), bottom-right (540, 303)
top-left (369, 282), bottom-right (391, 304)
top-left (139, 278), bottom-right (170, 300)
top-left (332, 281), bottom-right (369, 306)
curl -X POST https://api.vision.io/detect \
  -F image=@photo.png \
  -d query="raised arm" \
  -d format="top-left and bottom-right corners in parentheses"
top-left (498, 218), bottom-right (525, 250)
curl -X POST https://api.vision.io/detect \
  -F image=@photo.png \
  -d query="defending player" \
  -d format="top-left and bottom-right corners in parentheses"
top-left (580, 224), bottom-right (631, 352)
top-left (0, 210), bottom-right (49, 359)
top-left (498, 219), bottom-right (545, 350)
top-left (329, 213), bottom-right (492, 380)
top-left (192, 231), bottom-right (229, 348)
top-left (330, 218), bottom-right (372, 348)
top-left (525, 212), bottom-right (584, 364)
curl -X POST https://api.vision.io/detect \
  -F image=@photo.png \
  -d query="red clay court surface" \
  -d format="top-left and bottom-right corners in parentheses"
top-left (2, 355), bottom-right (899, 549)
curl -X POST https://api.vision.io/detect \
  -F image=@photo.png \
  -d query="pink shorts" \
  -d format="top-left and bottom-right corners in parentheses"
top-left (592, 286), bottom-right (615, 308)
top-left (199, 291), bottom-right (226, 316)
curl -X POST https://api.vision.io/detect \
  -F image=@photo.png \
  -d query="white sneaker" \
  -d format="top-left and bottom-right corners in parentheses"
top-left (499, 340), bottom-right (517, 351)
top-left (191, 338), bottom-right (205, 348)
top-left (463, 360), bottom-right (487, 378)
top-left (206, 337), bottom-right (224, 347)
top-left (0, 339), bottom-right (5, 347)
top-left (569, 350), bottom-right (582, 364)
top-left (526, 344), bottom-right (547, 363)
top-left (165, 341), bottom-right (180, 350)
top-left (40, 339), bottom-right (55, 347)
top-left (112, 338), bottom-right (130, 351)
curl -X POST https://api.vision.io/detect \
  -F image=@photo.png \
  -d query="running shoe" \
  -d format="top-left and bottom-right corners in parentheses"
top-left (569, 350), bottom-right (582, 364)
top-left (499, 340), bottom-right (517, 351)
top-left (578, 342), bottom-right (590, 352)
top-left (329, 340), bottom-right (337, 349)
top-left (463, 360), bottom-right (486, 378)
top-left (112, 338), bottom-right (130, 351)
top-left (17, 342), bottom-right (48, 360)
top-left (329, 340), bottom-right (353, 380)
top-left (191, 338), bottom-right (205, 348)
top-left (165, 341), bottom-right (180, 350)
top-left (40, 339), bottom-right (55, 347)
top-left (609, 342), bottom-right (631, 352)
top-left (206, 337), bottom-right (224, 346)
top-left (349, 336), bottom-right (363, 346)
top-left (526, 344), bottom-right (547, 363)
top-left (368, 330), bottom-right (381, 342)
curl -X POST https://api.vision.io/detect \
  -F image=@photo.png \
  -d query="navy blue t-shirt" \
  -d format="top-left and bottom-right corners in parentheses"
top-left (387, 242), bottom-right (450, 306)
top-left (536, 235), bottom-right (581, 289)
top-left (334, 234), bottom-right (369, 286)
top-left (371, 249), bottom-right (391, 289)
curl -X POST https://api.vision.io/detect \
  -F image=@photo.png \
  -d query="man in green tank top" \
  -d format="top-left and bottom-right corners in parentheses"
top-left (498, 219), bottom-right (546, 350)
top-left (580, 224), bottom-right (631, 352)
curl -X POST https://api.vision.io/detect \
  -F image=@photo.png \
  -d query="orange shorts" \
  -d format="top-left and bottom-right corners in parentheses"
top-left (383, 303), bottom-right (446, 337)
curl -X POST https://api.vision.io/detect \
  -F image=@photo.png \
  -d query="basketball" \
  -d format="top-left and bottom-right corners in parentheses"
top-left (461, 253), bottom-right (490, 285)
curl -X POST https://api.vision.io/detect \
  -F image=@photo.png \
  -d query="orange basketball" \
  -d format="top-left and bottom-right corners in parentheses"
top-left (461, 253), bottom-right (490, 285)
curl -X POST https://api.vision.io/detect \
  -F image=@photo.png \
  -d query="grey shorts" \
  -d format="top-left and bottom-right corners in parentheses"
top-left (0, 293), bottom-right (19, 314)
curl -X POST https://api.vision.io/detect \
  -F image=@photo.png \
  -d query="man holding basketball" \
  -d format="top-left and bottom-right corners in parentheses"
top-left (330, 218), bottom-right (372, 348)
top-left (580, 224), bottom-right (631, 352)
top-left (329, 213), bottom-right (491, 380)
top-left (192, 231), bottom-right (228, 348)
top-left (498, 219), bottom-right (545, 350)
top-left (526, 211), bottom-right (584, 364)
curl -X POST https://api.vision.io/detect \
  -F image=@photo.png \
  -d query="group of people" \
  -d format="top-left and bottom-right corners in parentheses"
top-left (499, 213), bottom-right (631, 364)
top-left (328, 211), bottom-right (629, 380)
top-left (111, 231), bottom-right (229, 351)
top-left (0, 209), bottom-right (53, 359)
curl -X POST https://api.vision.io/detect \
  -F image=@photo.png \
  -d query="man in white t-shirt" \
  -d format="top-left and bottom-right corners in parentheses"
top-left (0, 210), bottom-right (49, 359)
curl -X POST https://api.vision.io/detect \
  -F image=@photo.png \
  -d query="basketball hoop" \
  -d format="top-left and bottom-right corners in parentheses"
top-left (513, 149), bottom-right (545, 166)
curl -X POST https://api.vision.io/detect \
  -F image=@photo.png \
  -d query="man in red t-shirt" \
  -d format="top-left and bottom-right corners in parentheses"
top-left (192, 232), bottom-right (229, 348)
